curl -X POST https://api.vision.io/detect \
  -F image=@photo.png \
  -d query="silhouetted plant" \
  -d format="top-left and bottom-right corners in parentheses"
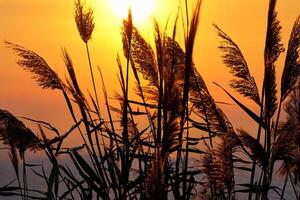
top-left (214, 0), bottom-right (300, 199)
top-left (0, 0), bottom-right (299, 200)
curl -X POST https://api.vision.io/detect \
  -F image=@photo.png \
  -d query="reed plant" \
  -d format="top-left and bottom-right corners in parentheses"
top-left (0, 0), bottom-right (299, 199)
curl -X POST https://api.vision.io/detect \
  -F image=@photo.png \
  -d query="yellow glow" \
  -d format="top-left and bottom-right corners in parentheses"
top-left (108, 0), bottom-right (155, 24)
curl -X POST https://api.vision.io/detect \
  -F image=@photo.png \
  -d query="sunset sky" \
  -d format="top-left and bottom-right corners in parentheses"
top-left (0, 0), bottom-right (299, 149)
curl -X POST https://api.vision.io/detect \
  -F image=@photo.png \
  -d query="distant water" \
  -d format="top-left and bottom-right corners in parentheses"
top-left (0, 152), bottom-right (298, 200)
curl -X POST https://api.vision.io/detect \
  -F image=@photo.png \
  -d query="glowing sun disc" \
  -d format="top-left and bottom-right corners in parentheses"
top-left (109, 0), bottom-right (155, 23)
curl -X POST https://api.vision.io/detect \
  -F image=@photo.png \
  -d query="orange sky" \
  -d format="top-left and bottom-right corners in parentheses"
top-left (0, 0), bottom-right (299, 148)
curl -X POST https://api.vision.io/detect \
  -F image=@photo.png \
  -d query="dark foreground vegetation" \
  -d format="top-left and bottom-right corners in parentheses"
top-left (0, 0), bottom-right (299, 199)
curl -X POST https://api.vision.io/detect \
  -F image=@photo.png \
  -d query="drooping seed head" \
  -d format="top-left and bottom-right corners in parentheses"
top-left (5, 41), bottom-right (62, 90)
top-left (0, 109), bottom-right (41, 159)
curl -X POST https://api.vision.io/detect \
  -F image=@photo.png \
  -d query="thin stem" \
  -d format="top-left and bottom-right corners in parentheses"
top-left (120, 28), bottom-right (132, 198)
top-left (183, 109), bottom-right (189, 200)
top-left (249, 84), bottom-right (265, 200)
top-left (185, 0), bottom-right (189, 36)
top-left (22, 155), bottom-right (28, 200)
top-left (280, 174), bottom-right (288, 200)
top-left (289, 174), bottom-right (299, 200)
top-left (273, 98), bottom-right (283, 141)
top-left (85, 42), bottom-right (100, 111)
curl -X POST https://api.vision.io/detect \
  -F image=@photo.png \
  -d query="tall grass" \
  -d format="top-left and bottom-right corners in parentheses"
top-left (0, 0), bottom-right (299, 199)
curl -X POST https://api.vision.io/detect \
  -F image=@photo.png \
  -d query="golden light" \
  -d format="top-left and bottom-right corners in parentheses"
top-left (108, 0), bottom-right (155, 24)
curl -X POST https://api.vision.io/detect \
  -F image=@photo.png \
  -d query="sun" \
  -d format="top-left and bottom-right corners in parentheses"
top-left (108, 0), bottom-right (155, 24)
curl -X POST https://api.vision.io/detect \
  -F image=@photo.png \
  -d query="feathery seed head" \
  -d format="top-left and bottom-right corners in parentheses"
top-left (281, 15), bottom-right (300, 100)
top-left (5, 42), bottom-right (62, 90)
top-left (0, 109), bottom-right (41, 158)
top-left (125, 8), bottom-right (133, 42)
top-left (75, 0), bottom-right (95, 43)
top-left (214, 25), bottom-right (261, 105)
top-left (122, 8), bottom-right (133, 57)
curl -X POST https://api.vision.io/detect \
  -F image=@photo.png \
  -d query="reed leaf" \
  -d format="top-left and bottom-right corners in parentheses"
top-left (46, 162), bottom-right (59, 200)
top-left (213, 82), bottom-right (266, 129)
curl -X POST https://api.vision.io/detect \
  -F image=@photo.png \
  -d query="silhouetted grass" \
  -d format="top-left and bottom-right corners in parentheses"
top-left (0, 0), bottom-right (299, 199)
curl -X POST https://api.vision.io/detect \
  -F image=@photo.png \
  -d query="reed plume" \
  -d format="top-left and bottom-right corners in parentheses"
top-left (75, 0), bottom-right (100, 112)
top-left (217, 133), bottom-right (239, 192)
top-left (281, 15), bottom-right (300, 101)
top-left (260, 2), bottom-right (285, 198)
top-left (164, 36), bottom-right (186, 92)
top-left (131, 28), bottom-right (158, 88)
top-left (190, 68), bottom-right (234, 136)
top-left (5, 42), bottom-right (62, 90)
top-left (274, 90), bottom-right (300, 182)
top-left (161, 36), bottom-right (184, 155)
top-left (264, 0), bottom-right (284, 118)
top-left (75, 0), bottom-right (94, 43)
top-left (123, 22), bottom-right (186, 103)
top-left (202, 149), bottom-right (217, 190)
top-left (202, 132), bottom-right (239, 195)
top-left (275, 127), bottom-right (299, 180)
top-left (0, 109), bottom-right (40, 158)
top-left (122, 9), bottom-right (133, 55)
top-left (214, 25), bottom-right (260, 105)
